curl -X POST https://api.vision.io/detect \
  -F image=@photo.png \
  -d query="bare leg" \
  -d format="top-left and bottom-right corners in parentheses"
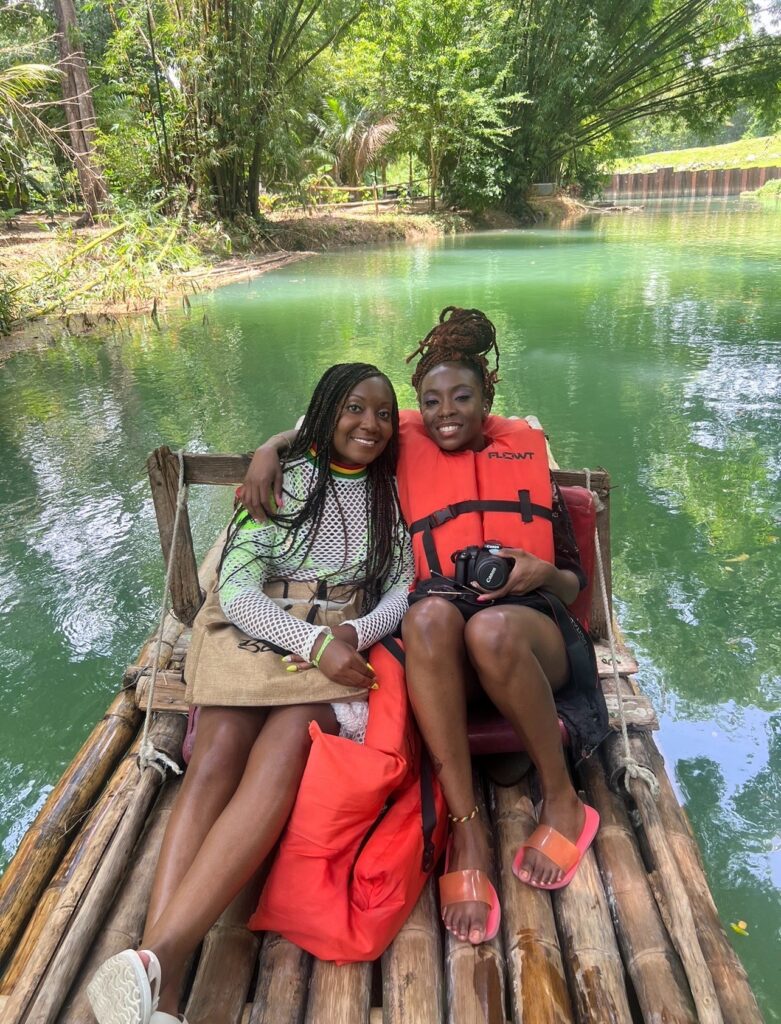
top-left (145, 706), bottom-right (268, 934)
top-left (465, 605), bottom-right (585, 887)
top-left (403, 598), bottom-right (491, 945)
top-left (142, 703), bottom-right (338, 1014)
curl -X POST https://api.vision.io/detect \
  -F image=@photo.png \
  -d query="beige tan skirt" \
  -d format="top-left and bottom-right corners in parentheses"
top-left (184, 579), bottom-right (368, 708)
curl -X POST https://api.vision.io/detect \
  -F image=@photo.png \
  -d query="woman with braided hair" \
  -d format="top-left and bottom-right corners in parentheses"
top-left (88, 363), bottom-right (414, 1024)
top-left (242, 308), bottom-right (607, 949)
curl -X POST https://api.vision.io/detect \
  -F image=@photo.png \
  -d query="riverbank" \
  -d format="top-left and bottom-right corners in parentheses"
top-left (612, 132), bottom-right (781, 174)
top-left (0, 198), bottom-right (582, 361)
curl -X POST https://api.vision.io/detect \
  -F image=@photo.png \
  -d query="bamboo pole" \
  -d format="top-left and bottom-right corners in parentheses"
top-left (304, 959), bottom-right (372, 1024)
top-left (444, 779), bottom-right (506, 1024)
top-left (0, 688), bottom-right (140, 971)
top-left (56, 779), bottom-right (182, 1023)
top-left (550, 795), bottom-right (633, 1022)
top-left (147, 445), bottom-right (202, 626)
top-left (578, 755), bottom-right (697, 1024)
top-left (635, 734), bottom-right (763, 1024)
top-left (381, 877), bottom-right (443, 1023)
top-left (0, 611), bottom-right (183, 978)
top-left (604, 735), bottom-right (725, 1024)
top-left (4, 714), bottom-right (185, 1024)
top-left (184, 883), bottom-right (261, 1024)
top-left (1, 734), bottom-right (145, 995)
top-left (490, 780), bottom-right (574, 1024)
top-left (249, 933), bottom-right (311, 1024)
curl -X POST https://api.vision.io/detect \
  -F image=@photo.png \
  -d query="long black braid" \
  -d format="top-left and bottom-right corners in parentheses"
top-left (222, 363), bottom-right (403, 613)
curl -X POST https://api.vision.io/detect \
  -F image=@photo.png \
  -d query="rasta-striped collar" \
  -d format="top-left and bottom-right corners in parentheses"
top-left (306, 446), bottom-right (368, 479)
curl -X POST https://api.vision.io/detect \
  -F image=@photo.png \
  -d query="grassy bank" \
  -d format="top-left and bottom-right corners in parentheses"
top-left (612, 133), bottom-right (781, 173)
top-left (0, 206), bottom-right (475, 340)
top-left (741, 178), bottom-right (781, 201)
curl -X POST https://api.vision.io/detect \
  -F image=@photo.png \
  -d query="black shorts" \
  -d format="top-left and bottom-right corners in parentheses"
top-left (408, 578), bottom-right (609, 760)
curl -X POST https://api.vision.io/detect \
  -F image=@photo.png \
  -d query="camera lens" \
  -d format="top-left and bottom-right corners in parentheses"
top-left (474, 554), bottom-right (510, 591)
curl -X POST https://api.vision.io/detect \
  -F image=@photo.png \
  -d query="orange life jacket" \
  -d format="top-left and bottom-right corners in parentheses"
top-left (249, 637), bottom-right (447, 963)
top-left (396, 411), bottom-right (555, 581)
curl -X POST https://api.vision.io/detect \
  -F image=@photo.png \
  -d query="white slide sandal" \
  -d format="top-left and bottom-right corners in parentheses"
top-left (86, 949), bottom-right (161, 1024)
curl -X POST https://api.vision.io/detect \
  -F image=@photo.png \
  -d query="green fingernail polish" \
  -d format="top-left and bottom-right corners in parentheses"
top-left (286, 665), bottom-right (297, 672)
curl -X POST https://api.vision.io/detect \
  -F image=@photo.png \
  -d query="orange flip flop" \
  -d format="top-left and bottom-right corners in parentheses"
top-left (439, 841), bottom-right (501, 944)
top-left (512, 804), bottom-right (600, 890)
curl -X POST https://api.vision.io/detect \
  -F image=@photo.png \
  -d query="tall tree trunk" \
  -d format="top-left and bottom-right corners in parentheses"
top-left (53, 0), bottom-right (109, 223)
top-left (429, 143), bottom-right (438, 213)
top-left (247, 134), bottom-right (263, 219)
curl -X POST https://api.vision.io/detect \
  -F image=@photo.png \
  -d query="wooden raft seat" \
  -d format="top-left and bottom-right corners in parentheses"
top-left (46, 734), bottom-right (748, 1024)
top-left (0, 455), bottom-right (762, 1023)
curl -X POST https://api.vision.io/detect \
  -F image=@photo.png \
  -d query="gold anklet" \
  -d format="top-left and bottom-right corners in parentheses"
top-left (448, 805), bottom-right (479, 824)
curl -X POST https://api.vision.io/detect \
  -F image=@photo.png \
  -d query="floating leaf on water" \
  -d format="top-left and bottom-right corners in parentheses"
top-left (725, 554), bottom-right (750, 563)
top-left (724, 566), bottom-right (734, 572)
top-left (730, 921), bottom-right (749, 936)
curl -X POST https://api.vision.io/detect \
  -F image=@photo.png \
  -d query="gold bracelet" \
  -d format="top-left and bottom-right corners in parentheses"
top-left (448, 805), bottom-right (479, 824)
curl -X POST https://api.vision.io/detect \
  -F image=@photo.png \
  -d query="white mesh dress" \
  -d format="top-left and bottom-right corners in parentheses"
top-left (218, 454), bottom-right (414, 742)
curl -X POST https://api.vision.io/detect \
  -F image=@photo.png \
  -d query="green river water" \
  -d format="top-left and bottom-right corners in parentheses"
top-left (1, 199), bottom-right (779, 1016)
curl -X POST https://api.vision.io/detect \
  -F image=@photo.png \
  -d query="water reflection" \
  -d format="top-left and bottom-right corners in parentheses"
top-left (0, 199), bottom-right (779, 1014)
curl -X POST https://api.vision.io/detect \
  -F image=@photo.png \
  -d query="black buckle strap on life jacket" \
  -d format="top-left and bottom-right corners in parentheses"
top-left (518, 489), bottom-right (532, 523)
top-left (422, 527), bottom-right (443, 576)
top-left (409, 498), bottom-right (553, 537)
top-left (420, 750), bottom-right (437, 873)
top-left (409, 498), bottom-right (553, 573)
top-left (379, 634), bottom-right (405, 666)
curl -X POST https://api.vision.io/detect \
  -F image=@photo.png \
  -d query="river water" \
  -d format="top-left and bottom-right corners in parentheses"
top-left (1, 199), bottom-right (779, 1015)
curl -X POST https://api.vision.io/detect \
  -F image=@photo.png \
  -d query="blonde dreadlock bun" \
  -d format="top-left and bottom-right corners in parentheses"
top-left (406, 306), bottom-right (500, 405)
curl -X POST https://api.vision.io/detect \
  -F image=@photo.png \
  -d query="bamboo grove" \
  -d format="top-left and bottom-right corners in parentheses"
top-left (1, 0), bottom-right (779, 219)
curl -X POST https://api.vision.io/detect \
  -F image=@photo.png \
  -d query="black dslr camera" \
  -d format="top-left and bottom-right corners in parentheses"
top-left (451, 542), bottom-right (514, 592)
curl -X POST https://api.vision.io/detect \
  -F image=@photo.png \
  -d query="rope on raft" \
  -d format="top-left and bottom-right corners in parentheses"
top-left (585, 467), bottom-right (659, 800)
top-left (138, 449), bottom-right (187, 777)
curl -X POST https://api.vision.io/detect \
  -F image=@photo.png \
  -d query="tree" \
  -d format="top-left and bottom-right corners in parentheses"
top-left (168, 0), bottom-right (363, 218)
top-left (498, 0), bottom-right (781, 201)
top-left (308, 97), bottom-right (397, 186)
top-left (0, 61), bottom-right (57, 207)
top-left (373, 0), bottom-right (522, 210)
top-left (53, 0), bottom-right (109, 221)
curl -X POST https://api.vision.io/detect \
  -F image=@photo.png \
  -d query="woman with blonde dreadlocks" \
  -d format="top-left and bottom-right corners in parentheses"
top-left (241, 308), bottom-right (607, 949)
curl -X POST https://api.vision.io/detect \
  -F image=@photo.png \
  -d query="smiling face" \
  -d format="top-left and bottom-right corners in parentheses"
top-left (330, 375), bottom-right (395, 466)
top-left (418, 362), bottom-right (489, 452)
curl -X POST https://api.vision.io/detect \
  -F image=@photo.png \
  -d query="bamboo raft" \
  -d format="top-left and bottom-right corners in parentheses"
top-left (0, 447), bottom-right (765, 1024)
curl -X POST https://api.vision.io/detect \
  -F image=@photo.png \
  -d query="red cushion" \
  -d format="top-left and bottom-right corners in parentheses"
top-left (468, 707), bottom-right (570, 756)
top-left (558, 485), bottom-right (596, 633)
top-left (466, 485), bottom-right (594, 756)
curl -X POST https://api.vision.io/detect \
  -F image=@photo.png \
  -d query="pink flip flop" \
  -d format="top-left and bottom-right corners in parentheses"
top-left (512, 804), bottom-right (600, 891)
top-left (439, 839), bottom-right (501, 944)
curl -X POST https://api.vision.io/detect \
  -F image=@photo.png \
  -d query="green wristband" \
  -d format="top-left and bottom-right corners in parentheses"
top-left (312, 630), bottom-right (335, 668)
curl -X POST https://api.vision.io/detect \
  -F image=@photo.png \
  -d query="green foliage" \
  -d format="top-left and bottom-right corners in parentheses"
top-left (498, 0), bottom-right (781, 201)
top-left (744, 177), bottom-right (781, 199)
top-left (0, 272), bottom-right (16, 333)
top-left (353, 0), bottom-right (523, 210)
top-left (1, 0), bottom-right (780, 221)
top-left (308, 97), bottom-right (397, 186)
top-left (0, 60), bottom-right (60, 208)
top-left (8, 196), bottom-right (230, 325)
